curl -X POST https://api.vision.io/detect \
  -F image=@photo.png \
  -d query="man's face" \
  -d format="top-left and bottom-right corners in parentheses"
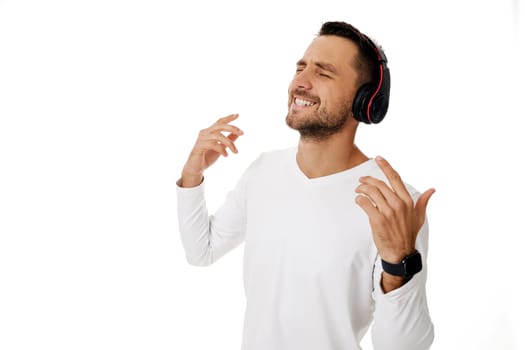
top-left (286, 35), bottom-right (360, 140)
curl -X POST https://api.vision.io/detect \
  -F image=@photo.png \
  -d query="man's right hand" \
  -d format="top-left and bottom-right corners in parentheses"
top-left (180, 114), bottom-right (244, 188)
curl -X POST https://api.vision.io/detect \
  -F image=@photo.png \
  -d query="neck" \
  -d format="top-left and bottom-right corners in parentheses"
top-left (296, 124), bottom-right (368, 179)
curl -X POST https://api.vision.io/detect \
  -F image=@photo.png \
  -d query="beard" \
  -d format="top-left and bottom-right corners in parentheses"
top-left (286, 92), bottom-right (353, 142)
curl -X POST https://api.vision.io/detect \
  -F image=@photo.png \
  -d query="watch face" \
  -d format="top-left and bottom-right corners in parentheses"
top-left (404, 252), bottom-right (423, 276)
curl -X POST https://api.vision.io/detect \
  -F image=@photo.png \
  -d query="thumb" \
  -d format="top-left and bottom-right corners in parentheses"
top-left (415, 188), bottom-right (436, 223)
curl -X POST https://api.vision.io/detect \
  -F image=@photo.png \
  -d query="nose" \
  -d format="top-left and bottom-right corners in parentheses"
top-left (290, 69), bottom-right (313, 92)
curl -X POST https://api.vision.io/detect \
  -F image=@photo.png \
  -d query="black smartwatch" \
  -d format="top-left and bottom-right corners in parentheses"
top-left (381, 250), bottom-right (422, 279)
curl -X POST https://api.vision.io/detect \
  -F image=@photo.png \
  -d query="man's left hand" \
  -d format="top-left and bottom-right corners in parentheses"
top-left (355, 156), bottom-right (435, 266)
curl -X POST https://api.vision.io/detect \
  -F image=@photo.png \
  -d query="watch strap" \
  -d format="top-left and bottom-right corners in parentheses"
top-left (381, 250), bottom-right (422, 278)
top-left (381, 258), bottom-right (407, 276)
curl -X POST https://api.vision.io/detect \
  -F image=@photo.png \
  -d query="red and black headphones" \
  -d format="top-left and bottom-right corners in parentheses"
top-left (351, 36), bottom-right (391, 124)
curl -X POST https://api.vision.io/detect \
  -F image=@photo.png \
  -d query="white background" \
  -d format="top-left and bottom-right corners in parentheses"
top-left (1, 0), bottom-right (524, 349)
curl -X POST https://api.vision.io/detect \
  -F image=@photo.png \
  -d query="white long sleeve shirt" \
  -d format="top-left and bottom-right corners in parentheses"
top-left (177, 147), bottom-right (434, 350)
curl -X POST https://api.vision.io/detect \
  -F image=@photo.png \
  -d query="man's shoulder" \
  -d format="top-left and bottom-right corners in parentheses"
top-left (250, 146), bottom-right (296, 166)
top-left (257, 146), bottom-right (296, 161)
top-left (241, 146), bottom-right (296, 179)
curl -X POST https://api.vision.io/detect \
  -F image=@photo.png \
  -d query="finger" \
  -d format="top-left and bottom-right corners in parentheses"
top-left (355, 194), bottom-right (380, 218)
top-left (415, 188), bottom-right (436, 223)
top-left (204, 140), bottom-right (228, 157)
top-left (227, 133), bottom-right (239, 142)
top-left (211, 123), bottom-right (244, 136)
top-left (226, 133), bottom-right (241, 150)
top-left (216, 113), bottom-right (239, 124)
top-left (215, 133), bottom-right (238, 154)
top-left (374, 156), bottom-right (412, 203)
top-left (355, 183), bottom-right (391, 215)
top-left (359, 176), bottom-right (408, 210)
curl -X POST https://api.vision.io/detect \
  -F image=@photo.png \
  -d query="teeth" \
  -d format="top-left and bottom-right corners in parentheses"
top-left (295, 98), bottom-right (315, 107)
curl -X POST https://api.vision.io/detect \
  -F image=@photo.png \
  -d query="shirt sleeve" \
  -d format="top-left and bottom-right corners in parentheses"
top-left (176, 161), bottom-right (254, 266)
top-left (370, 216), bottom-right (435, 349)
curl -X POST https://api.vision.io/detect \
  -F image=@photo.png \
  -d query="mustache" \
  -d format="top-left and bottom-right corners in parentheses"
top-left (291, 90), bottom-right (320, 103)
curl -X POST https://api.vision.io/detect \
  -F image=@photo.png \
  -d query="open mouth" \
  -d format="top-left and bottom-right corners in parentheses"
top-left (294, 97), bottom-right (317, 107)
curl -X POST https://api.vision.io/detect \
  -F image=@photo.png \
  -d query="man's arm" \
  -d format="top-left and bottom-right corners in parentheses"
top-left (370, 218), bottom-right (434, 349)
top-left (177, 114), bottom-right (246, 266)
top-left (355, 156), bottom-right (435, 348)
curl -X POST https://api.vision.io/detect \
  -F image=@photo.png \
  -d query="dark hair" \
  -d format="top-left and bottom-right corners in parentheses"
top-left (318, 21), bottom-right (380, 89)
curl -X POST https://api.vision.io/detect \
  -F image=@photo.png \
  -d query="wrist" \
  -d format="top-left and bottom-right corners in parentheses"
top-left (381, 272), bottom-right (408, 293)
top-left (381, 250), bottom-right (422, 282)
top-left (181, 171), bottom-right (204, 188)
top-left (381, 248), bottom-right (416, 265)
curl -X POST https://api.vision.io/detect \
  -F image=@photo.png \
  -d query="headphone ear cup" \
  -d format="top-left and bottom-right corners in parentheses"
top-left (368, 93), bottom-right (389, 124)
top-left (352, 83), bottom-right (374, 124)
top-left (369, 65), bottom-right (390, 124)
top-left (352, 64), bottom-right (391, 124)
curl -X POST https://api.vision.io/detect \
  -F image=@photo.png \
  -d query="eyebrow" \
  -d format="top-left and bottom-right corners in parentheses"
top-left (296, 60), bottom-right (338, 74)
